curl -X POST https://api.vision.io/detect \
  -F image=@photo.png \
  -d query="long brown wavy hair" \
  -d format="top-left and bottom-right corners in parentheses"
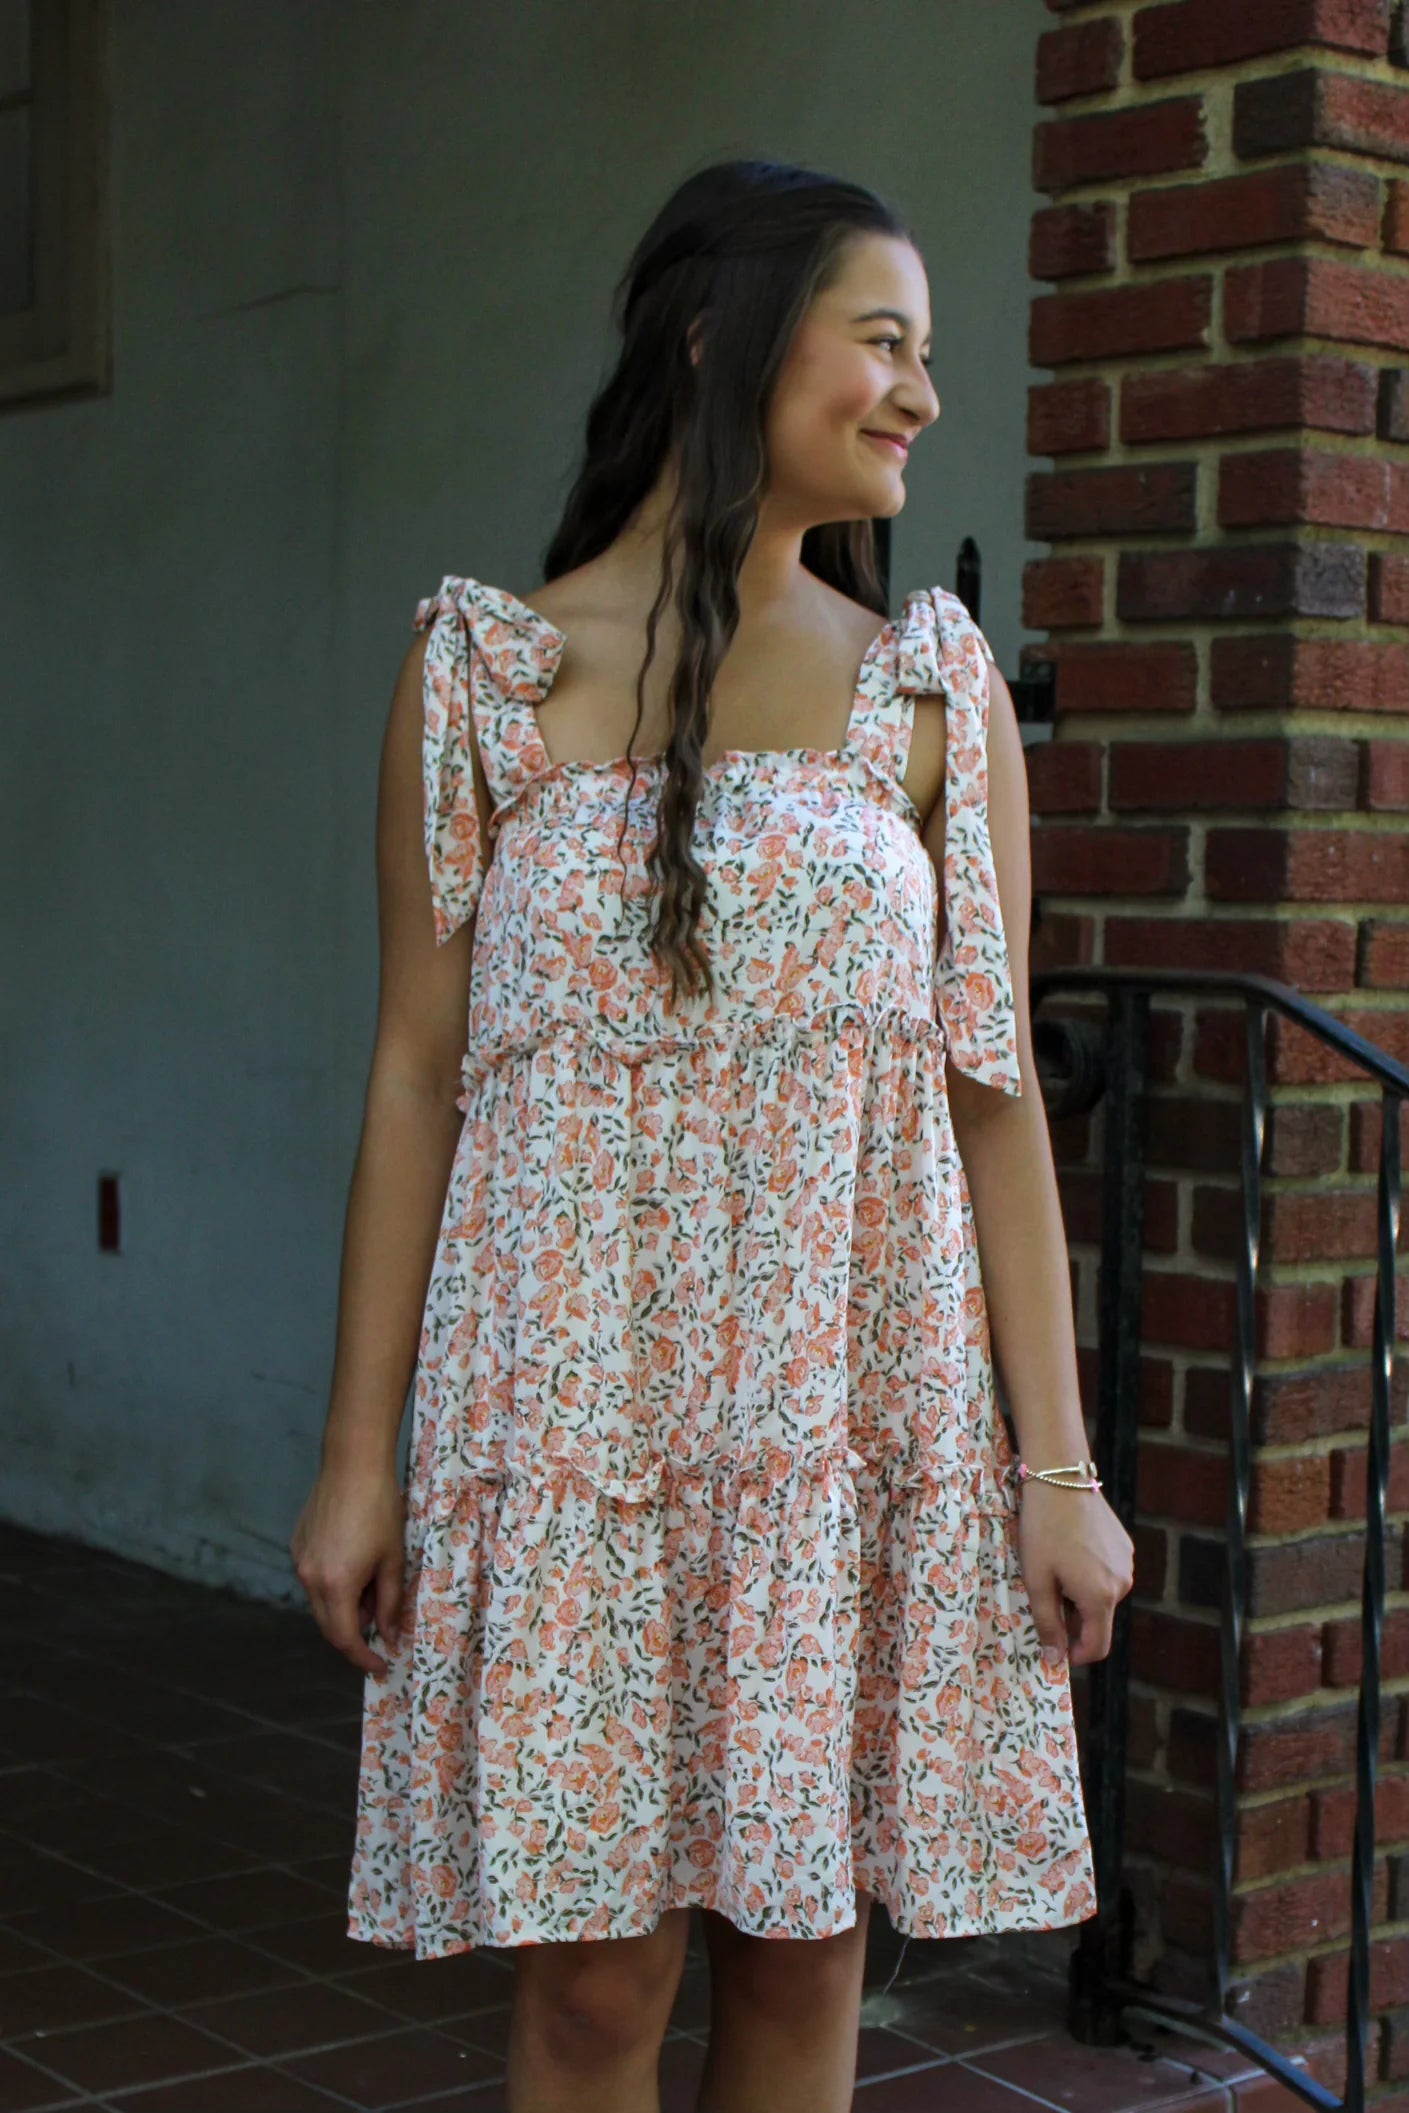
top-left (539, 158), bottom-right (917, 1016)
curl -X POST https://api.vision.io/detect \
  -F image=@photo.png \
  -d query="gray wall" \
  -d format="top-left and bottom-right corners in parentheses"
top-left (1, 1), bottom-right (1045, 1599)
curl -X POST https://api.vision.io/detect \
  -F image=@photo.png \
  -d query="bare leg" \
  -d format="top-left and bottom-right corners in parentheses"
top-left (508, 1906), bottom-right (693, 2113)
top-left (694, 1888), bottom-right (874, 2113)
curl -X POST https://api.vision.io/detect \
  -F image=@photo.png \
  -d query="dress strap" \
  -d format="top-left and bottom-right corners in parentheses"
top-left (412, 576), bottom-right (565, 944)
top-left (840, 587), bottom-right (938, 791)
top-left (922, 587), bottom-right (1023, 1098)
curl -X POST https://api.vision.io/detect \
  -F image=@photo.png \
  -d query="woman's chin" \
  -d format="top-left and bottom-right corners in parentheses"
top-left (849, 473), bottom-right (906, 519)
top-left (814, 477), bottom-right (906, 524)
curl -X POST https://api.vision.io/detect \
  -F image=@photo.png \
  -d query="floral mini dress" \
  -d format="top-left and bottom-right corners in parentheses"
top-left (345, 574), bottom-right (1098, 1957)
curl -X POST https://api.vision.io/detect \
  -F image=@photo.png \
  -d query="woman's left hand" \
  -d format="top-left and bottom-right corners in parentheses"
top-left (1017, 1480), bottom-right (1135, 1669)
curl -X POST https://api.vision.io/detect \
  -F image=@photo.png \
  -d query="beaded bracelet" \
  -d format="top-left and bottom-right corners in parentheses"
top-left (1016, 1456), bottom-right (1102, 1492)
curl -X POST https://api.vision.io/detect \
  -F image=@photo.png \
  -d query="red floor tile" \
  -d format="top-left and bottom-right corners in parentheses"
top-left (880, 1966), bottom-right (1063, 2058)
top-left (320, 1945), bottom-right (515, 2023)
top-left (287, 1852), bottom-right (355, 1896)
top-left (0, 2043), bottom-right (91, 2112)
top-left (180, 1978), bottom-right (409, 2059)
top-left (433, 2002), bottom-right (515, 2057)
top-left (854, 2023), bottom-right (952, 2083)
top-left (0, 1853), bottom-right (116, 1920)
top-left (62, 1820), bottom-right (263, 1892)
top-left (95, 1932), bottom-right (306, 2008)
top-left (2, 1893), bottom-right (204, 1961)
top-left (0, 1929), bottom-right (47, 1975)
top-left (92, 2068), bottom-right (352, 2111)
top-left (281, 2021), bottom-right (501, 2107)
top-left (857, 2059), bottom-right (1057, 2108)
top-left (367, 2083), bottom-right (509, 2113)
top-left (966, 2027), bottom-right (1241, 2112)
top-left (147, 1865), bottom-right (332, 1932)
top-left (240, 1913), bottom-right (412, 1980)
top-left (9, 2010), bottom-right (246, 2097)
top-left (0, 1961), bottom-right (146, 2040)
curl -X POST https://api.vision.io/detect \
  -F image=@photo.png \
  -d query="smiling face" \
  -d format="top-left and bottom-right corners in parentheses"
top-left (760, 230), bottom-right (940, 528)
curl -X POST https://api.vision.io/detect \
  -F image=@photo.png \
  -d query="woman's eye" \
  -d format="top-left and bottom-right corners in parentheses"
top-left (872, 334), bottom-right (933, 368)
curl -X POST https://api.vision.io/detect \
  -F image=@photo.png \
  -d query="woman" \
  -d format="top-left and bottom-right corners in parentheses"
top-left (291, 158), bottom-right (1134, 2113)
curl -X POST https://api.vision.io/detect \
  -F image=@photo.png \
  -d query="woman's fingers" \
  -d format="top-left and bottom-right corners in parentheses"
top-left (374, 1560), bottom-right (404, 1656)
top-left (1065, 1592), bottom-right (1114, 1668)
top-left (318, 1588), bottom-right (386, 1681)
top-left (312, 1574), bottom-right (390, 1678)
top-left (1023, 1571), bottom-right (1070, 1667)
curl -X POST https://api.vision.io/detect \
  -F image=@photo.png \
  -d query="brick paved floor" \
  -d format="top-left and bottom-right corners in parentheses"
top-left (0, 1521), bottom-right (1312, 2110)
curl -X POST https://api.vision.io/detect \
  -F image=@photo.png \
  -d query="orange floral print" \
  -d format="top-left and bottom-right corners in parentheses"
top-left (345, 574), bottom-right (1097, 1957)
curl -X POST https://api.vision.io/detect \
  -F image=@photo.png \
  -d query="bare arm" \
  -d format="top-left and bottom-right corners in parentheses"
top-left (292, 626), bottom-right (492, 1671)
top-left (320, 627), bottom-right (485, 1476)
top-left (922, 660), bottom-right (1088, 1472)
top-left (922, 657), bottom-right (1132, 1668)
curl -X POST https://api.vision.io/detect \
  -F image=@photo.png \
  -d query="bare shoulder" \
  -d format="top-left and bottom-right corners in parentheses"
top-left (384, 626), bottom-right (431, 754)
top-left (805, 571), bottom-right (893, 657)
top-left (515, 558), bottom-right (626, 634)
top-left (983, 657), bottom-right (1030, 915)
top-left (986, 656), bottom-right (1024, 772)
top-left (384, 616), bottom-right (494, 856)
top-left (513, 572), bottom-right (580, 628)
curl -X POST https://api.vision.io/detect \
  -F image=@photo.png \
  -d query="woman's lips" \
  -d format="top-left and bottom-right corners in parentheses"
top-left (862, 431), bottom-right (909, 460)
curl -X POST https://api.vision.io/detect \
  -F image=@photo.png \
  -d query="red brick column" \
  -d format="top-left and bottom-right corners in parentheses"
top-left (1027, 2), bottom-right (1409, 2097)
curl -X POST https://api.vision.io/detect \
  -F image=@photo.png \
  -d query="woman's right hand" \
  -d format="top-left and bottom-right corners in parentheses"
top-left (290, 1463), bottom-right (408, 1679)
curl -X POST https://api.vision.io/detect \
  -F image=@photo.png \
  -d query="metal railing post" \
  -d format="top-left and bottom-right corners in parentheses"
top-left (1069, 982), bottom-right (1149, 2042)
top-left (1346, 1091), bottom-right (1404, 2111)
top-left (1209, 1005), bottom-right (1269, 2020)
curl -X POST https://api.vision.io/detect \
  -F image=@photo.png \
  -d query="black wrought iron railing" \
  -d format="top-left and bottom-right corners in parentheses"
top-left (1029, 967), bottom-right (1409, 2112)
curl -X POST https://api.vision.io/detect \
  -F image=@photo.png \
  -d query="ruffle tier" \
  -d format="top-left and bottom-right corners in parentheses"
top-left (346, 1440), bottom-right (1094, 1956)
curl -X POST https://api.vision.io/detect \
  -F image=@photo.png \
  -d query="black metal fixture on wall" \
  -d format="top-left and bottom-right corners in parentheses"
top-left (954, 535), bottom-right (1056, 730)
top-left (874, 514), bottom-right (892, 604)
top-left (956, 534), bottom-right (981, 624)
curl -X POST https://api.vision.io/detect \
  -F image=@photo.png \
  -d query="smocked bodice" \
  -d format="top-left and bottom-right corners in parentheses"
top-left (413, 573), bottom-right (1022, 1103)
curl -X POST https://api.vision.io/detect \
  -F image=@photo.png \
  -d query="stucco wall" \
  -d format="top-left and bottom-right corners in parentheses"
top-left (0, 0), bottom-right (1044, 1597)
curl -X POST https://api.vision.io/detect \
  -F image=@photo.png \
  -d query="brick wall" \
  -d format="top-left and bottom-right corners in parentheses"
top-left (1027, 0), bottom-right (1409, 2096)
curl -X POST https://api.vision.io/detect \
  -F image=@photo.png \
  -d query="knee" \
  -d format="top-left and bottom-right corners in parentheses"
top-left (537, 1971), bottom-right (654, 2065)
top-left (716, 1899), bottom-right (872, 2026)
top-left (517, 1926), bottom-right (686, 2067)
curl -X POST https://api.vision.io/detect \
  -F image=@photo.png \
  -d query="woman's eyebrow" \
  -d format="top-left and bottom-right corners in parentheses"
top-left (852, 306), bottom-right (932, 346)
